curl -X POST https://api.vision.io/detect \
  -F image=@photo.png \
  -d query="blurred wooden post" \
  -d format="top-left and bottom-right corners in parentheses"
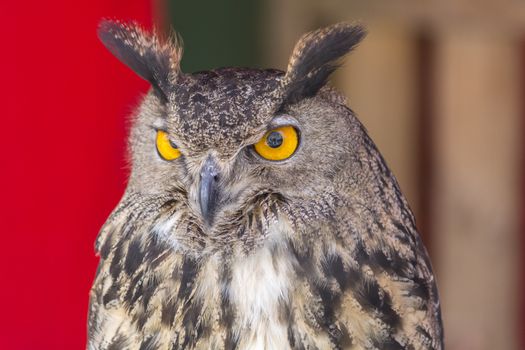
top-left (433, 31), bottom-right (521, 350)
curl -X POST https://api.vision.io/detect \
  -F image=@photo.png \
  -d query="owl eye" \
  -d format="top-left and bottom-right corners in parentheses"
top-left (156, 130), bottom-right (181, 161)
top-left (254, 125), bottom-right (299, 161)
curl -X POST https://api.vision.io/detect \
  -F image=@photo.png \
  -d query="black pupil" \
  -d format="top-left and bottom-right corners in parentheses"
top-left (266, 131), bottom-right (283, 148)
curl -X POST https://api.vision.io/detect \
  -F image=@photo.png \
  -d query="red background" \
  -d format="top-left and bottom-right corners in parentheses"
top-left (1, 0), bottom-right (153, 348)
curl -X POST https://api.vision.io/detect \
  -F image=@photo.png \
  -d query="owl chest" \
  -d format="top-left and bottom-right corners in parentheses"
top-left (225, 243), bottom-right (295, 349)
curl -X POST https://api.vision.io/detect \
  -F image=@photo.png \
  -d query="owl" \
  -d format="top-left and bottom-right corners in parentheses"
top-left (88, 20), bottom-right (443, 350)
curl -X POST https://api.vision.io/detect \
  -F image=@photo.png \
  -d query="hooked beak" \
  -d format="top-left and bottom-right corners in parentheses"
top-left (199, 156), bottom-right (221, 226)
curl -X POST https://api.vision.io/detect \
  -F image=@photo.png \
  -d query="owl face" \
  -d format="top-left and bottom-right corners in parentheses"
top-left (129, 77), bottom-right (364, 231)
top-left (99, 20), bottom-right (366, 231)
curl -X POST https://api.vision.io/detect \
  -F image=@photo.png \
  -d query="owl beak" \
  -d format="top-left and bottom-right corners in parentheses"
top-left (199, 156), bottom-right (221, 226)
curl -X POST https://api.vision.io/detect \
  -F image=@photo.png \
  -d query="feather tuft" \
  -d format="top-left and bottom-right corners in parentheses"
top-left (97, 19), bottom-right (183, 101)
top-left (282, 23), bottom-right (366, 105)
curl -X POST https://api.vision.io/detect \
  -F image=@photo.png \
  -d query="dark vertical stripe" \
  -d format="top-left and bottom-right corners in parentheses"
top-left (415, 31), bottom-right (436, 252)
top-left (520, 39), bottom-right (525, 350)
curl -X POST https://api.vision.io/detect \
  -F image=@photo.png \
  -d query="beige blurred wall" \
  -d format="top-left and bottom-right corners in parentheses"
top-left (262, 1), bottom-right (523, 349)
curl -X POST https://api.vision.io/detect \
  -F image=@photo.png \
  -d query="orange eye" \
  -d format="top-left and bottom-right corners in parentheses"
top-left (156, 130), bottom-right (181, 161)
top-left (254, 125), bottom-right (299, 161)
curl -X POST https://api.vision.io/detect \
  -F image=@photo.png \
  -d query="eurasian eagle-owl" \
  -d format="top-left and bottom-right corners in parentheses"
top-left (88, 20), bottom-right (443, 350)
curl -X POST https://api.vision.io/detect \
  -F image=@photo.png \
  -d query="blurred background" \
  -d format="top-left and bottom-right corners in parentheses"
top-left (2, 0), bottom-right (523, 349)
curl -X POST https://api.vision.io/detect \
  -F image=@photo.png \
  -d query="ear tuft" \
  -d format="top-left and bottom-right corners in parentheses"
top-left (282, 23), bottom-right (366, 105)
top-left (97, 19), bottom-right (183, 101)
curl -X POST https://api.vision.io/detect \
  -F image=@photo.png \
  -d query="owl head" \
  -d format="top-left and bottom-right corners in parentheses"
top-left (98, 20), bottom-right (368, 242)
